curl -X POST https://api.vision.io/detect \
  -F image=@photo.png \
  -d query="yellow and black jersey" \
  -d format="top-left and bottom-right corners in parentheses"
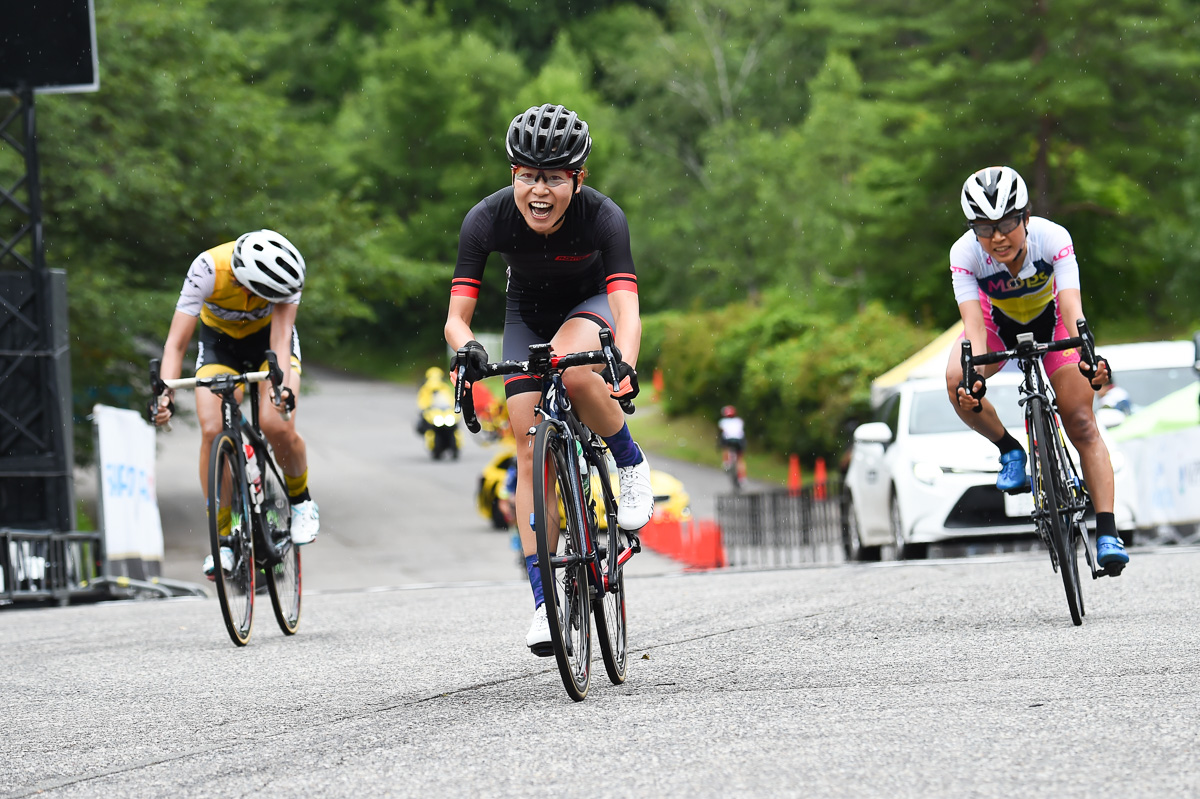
top-left (175, 240), bottom-right (301, 338)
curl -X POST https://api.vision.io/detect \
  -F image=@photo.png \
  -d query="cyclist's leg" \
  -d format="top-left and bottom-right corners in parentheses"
top-left (194, 324), bottom-right (244, 518)
top-left (552, 304), bottom-right (653, 529)
top-left (1047, 328), bottom-right (1126, 567)
top-left (944, 327), bottom-right (1008, 441)
top-left (501, 314), bottom-right (558, 636)
top-left (258, 326), bottom-right (306, 481)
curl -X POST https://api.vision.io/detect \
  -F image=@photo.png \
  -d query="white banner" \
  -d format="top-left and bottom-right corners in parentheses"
top-left (1123, 426), bottom-right (1200, 528)
top-left (94, 404), bottom-right (164, 573)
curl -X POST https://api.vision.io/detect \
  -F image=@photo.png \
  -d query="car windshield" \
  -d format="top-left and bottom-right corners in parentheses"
top-left (908, 384), bottom-right (1024, 435)
top-left (1111, 367), bottom-right (1195, 410)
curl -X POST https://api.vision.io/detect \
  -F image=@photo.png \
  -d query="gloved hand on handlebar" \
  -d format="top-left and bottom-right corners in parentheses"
top-left (956, 374), bottom-right (986, 412)
top-left (451, 340), bottom-right (489, 385)
top-left (148, 391), bottom-right (175, 427)
top-left (271, 385), bottom-right (296, 414)
top-left (1078, 356), bottom-right (1110, 391)
top-left (601, 361), bottom-right (640, 400)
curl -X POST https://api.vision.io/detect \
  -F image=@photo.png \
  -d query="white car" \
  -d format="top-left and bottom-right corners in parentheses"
top-left (842, 375), bottom-right (1137, 560)
top-left (1093, 339), bottom-right (1198, 428)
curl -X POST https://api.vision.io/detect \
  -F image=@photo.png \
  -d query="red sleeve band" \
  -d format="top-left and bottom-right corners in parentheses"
top-left (606, 273), bottom-right (638, 294)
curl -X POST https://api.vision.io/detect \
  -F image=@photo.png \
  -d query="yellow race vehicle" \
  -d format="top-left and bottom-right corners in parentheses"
top-left (476, 444), bottom-right (691, 530)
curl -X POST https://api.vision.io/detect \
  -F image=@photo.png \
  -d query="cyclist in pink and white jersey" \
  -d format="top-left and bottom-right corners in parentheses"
top-left (945, 165), bottom-right (1128, 571)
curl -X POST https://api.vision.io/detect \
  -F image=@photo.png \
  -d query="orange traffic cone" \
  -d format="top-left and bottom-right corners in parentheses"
top-left (788, 454), bottom-right (802, 496)
top-left (814, 457), bottom-right (827, 500)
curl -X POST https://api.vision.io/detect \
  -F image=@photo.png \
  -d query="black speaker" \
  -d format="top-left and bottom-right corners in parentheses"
top-left (0, 0), bottom-right (98, 94)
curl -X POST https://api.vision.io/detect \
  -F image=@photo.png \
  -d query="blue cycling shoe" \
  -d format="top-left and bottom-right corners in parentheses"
top-left (1097, 535), bottom-right (1129, 573)
top-left (997, 449), bottom-right (1031, 493)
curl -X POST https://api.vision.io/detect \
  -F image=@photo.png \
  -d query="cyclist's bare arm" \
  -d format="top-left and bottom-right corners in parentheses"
top-left (444, 295), bottom-right (479, 353)
top-left (954, 299), bottom-right (992, 409)
top-left (154, 311), bottom-right (199, 426)
top-left (607, 289), bottom-right (641, 369)
top-left (160, 310), bottom-right (199, 382)
top-left (268, 301), bottom-right (299, 407)
top-left (1054, 289), bottom-right (1108, 385)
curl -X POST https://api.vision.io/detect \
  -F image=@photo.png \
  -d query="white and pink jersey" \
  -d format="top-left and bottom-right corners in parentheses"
top-left (949, 216), bottom-right (1080, 325)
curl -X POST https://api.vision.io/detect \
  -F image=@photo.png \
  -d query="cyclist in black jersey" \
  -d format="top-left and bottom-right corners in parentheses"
top-left (445, 104), bottom-right (654, 654)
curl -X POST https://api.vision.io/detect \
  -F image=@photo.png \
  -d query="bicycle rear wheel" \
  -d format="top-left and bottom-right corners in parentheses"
top-left (208, 430), bottom-right (255, 645)
top-left (1031, 403), bottom-right (1082, 626)
top-left (262, 466), bottom-right (302, 635)
top-left (588, 451), bottom-right (628, 685)
top-left (533, 422), bottom-right (592, 702)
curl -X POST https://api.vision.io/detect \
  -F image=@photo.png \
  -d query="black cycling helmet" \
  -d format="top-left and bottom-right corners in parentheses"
top-left (505, 104), bottom-right (592, 171)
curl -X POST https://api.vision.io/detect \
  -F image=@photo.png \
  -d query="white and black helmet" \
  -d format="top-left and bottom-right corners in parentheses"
top-left (231, 229), bottom-right (306, 301)
top-left (505, 104), bottom-right (591, 171)
top-left (960, 166), bottom-right (1029, 221)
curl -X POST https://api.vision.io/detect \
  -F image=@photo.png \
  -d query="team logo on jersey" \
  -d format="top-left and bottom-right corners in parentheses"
top-left (554, 254), bottom-right (590, 261)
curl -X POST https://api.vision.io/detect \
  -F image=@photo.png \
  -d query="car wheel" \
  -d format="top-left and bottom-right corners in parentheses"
top-left (842, 491), bottom-right (880, 562)
top-left (889, 492), bottom-right (926, 561)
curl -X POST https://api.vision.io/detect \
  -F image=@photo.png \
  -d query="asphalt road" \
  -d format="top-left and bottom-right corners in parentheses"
top-left (6, 368), bottom-right (1199, 798)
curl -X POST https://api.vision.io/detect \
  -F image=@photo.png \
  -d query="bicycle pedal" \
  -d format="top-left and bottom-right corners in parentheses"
top-left (626, 531), bottom-right (642, 553)
top-left (1003, 484), bottom-right (1032, 496)
top-left (1101, 563), bottom-right (1126, 578)
top-left (529, 642), bottom-right (554, 658)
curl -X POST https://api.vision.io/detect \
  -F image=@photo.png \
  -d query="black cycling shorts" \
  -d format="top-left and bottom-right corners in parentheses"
top-left (501, 294), bottom-right (613, 398)
top-left (195, 321), bottom-right (302, 378)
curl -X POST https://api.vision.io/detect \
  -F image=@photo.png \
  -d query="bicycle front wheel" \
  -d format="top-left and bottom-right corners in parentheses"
top-left (208, 430), bottom-right (255, 645)
top-left (588, 450), bottom-right (628, 686)
top-left (1031, 403), bottom-right (1082, 626)
top-left (533, 422), bottom-right (592, 702)
top-left (261, 467), bottom-right (302, 635)
top-left (266, 542), bottom-right (302, 635)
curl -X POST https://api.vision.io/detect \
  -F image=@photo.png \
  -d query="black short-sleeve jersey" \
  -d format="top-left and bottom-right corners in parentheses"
top-left (450, 185), bottom-right (638, 310)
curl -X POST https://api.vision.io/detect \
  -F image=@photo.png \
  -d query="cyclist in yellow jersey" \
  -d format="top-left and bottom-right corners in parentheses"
top-left (151, 229), bottom-right (320, 578)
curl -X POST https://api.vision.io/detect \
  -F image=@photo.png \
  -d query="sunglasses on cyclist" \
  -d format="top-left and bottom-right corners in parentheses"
top-left (512, 167), bottom-right (576, 188)
top-left (969, 214), bottom-right (1025, 239)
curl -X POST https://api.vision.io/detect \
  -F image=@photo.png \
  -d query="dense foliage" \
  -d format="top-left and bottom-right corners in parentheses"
top-left (10, 0), bottom-right (1198, 460)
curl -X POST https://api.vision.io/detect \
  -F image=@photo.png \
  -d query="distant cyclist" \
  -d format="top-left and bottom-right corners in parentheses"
top-left (946, 166), bottom-right (1127, 571)
top-left (717, 405), bottom-right (746, 488)
top-left (444, 103), bottom-right (654, 655)
top-left (151, 230), bottom-right (320, 578)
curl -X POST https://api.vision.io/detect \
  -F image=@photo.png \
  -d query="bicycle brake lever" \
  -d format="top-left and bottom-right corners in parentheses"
top-left (453, 364), bottom-right (481, 434)
top-left (598, 328), bottom-right (623, 393)
top-left (960, 341), bottom-right (984, 414)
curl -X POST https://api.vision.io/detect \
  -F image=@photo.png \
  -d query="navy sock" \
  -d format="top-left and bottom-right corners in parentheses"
top-left (525, 554), bottom-right (544, 608)
top-left (603, 423), bottom-right (643, 468)
top-left (1095, 512), bottom-right (1118, 539)
top-left (993, 431), bottom-right (1022, 456)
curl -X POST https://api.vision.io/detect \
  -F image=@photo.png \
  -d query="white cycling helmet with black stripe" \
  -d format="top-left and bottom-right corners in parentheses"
top-left (960, 166), bottom-right (1029, 221)
top-left (231, 229), bottom-right (306, 301)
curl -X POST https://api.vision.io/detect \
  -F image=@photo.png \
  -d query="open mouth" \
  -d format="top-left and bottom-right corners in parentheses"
top-left (529, 201), bottom-right (552, 221)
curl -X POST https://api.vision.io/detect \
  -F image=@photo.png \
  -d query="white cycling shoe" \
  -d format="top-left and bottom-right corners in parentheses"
top-left (526, 604), bottom-right (552, 656)
top-left (202, 547), bottom-right (234, 581)
top-left (616, 457), bottom-right (655, 530)
top-left (290, 500), bottom-right (320, 545)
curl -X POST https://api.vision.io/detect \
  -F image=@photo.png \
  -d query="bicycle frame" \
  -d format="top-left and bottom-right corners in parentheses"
top-left (157, 363), bottom-right (292, 563)
top-left (1012, 341), bottom-right (1090, 564)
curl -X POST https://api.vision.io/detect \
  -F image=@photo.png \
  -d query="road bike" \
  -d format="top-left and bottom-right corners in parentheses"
top-left (150, 353), bottom-right (301, 646)
top-left (962, 319), bottom-right (1120, 627)
top-left (454, 329), bottom-right (639, 701)
top-left (720, 442), bottom-right (746, 492)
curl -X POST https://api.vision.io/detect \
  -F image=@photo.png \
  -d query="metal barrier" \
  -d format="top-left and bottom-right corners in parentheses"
top-left (1, 527), bottom-right (106, 606)
top-left (716, 486), bottom-right (845, 567)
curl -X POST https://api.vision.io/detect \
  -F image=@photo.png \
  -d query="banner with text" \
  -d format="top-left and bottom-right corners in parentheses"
top-left (94, 404), bottom-right (164, 578)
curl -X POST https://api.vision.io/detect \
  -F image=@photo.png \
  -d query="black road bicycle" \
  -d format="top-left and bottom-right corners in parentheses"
top-left (454, 329), bottom-right (640, 701)
top-left (150, 353), bottom-right (301, 646)
top-left (962, 319), bottom-right (1122, 626)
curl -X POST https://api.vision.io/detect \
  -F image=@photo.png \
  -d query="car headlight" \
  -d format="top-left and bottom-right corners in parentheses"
top-left (912, 461), bottom-right (943, 485)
